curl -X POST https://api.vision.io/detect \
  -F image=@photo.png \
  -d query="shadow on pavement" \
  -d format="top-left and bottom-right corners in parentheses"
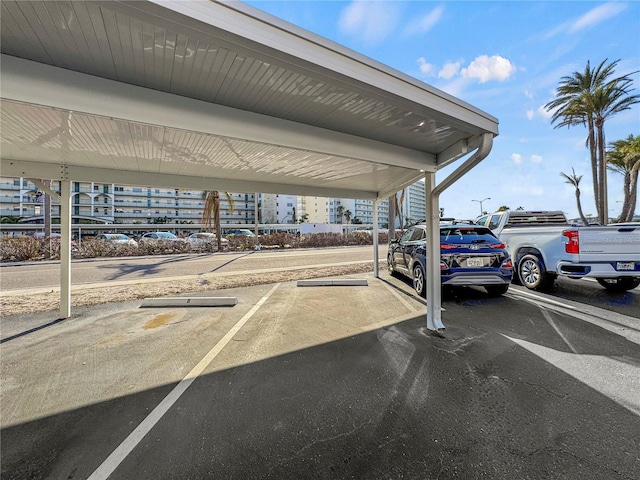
top-left (3, 307), bottom-right (639, 479)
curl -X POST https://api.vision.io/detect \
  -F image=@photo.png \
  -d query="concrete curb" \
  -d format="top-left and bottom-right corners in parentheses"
top-left (140, 297), bottom-right (238, 308)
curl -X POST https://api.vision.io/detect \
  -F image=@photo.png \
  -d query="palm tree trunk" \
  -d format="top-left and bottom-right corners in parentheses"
top-left (588, 117), bottom-right (600, 219)
top-left (617, 172), bottom-right (631, 222)
top-left (213, 191), bottom-right (221, 250)
top-left (575, 190), bottom-right (588, 226)
top-left (626, 166), bottom-right (639, 222)
top-left (596, 121), bottom-right (608, 224)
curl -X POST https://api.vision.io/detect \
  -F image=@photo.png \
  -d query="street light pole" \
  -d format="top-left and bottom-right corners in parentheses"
top-left (472, 197), bottom-right (491, 215)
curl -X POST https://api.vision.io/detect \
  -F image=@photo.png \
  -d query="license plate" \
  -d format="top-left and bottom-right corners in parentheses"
top-left (616, 262), bottom-right (635, 271)
top-left (467, 258), bottom-right (484, 267)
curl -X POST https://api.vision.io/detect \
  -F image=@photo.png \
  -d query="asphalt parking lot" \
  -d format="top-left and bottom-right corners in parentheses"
top-left (2, 272), bottom-right (639, 479)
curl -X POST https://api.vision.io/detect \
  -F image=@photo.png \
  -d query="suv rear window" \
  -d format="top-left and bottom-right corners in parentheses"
top-left (440, 226), bottom-right (498, 244)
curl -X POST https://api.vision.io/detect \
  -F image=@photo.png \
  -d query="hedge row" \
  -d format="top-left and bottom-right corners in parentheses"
top-left (0, 231), bottom-right (392, 262)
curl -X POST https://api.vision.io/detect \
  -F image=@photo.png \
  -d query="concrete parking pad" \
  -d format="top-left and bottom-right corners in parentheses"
top-left (2, 273), bottom-right (639, 479)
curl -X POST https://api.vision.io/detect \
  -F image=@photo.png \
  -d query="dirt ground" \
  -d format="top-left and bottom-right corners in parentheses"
top-left (1, 263), bottom-right (375, 317)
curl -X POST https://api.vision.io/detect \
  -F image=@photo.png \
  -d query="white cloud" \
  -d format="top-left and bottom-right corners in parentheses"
top-left (570, 3), bottom-right (627, 32)
top-left (438, 61), bottom-right (461, 79)
top-left (542, 2), bottom-right (627, 39)
top-left (524, 89), bottom-right (534, 100)
top-left (511, 153), bottom-right (523, 165)
top-left (417, 57), bottom-right (436, 76)
top-left (404, 6), bottom-right (444, 36)
top-left (537, 105), bottom-right (553, 119)
top-left (460, 55), bottom-right (516, 83)
top-left (526, 105), bottom-right (554, 120)
top-left (338, 1), bottom-right (400, 45)
top-left (531, 154), bottom-right (543, 164)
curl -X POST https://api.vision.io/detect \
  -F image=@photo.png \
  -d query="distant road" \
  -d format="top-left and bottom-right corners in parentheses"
top-left (0, 246), bottom-right (386, 292)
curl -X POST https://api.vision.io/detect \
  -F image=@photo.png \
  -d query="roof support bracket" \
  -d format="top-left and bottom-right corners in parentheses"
top-left (27, 178), bottom-right (61, 202)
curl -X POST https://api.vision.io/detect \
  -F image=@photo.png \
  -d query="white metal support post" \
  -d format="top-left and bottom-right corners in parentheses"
top-left (60, 179), bottom-right (72, 319)
top-left (424, 173), bottom-right (445, 331)
top-left (373, 200), bottom-right (379, 277)
top-left (425, 132), bottom-right (494, 333)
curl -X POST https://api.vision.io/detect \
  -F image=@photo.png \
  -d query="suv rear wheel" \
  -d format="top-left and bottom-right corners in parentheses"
top-left (387, 254), bottom-right (396, 276)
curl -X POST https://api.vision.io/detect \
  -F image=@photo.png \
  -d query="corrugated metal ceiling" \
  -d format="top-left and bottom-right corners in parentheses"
top-left (0, 0), bottom-right (498, 199)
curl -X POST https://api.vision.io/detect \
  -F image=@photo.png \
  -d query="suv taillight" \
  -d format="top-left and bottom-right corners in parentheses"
top-left (563, 230), bottom-right (580, 254)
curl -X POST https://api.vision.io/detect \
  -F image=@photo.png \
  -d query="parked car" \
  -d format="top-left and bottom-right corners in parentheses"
top-left (388, 223), bottom-right (513, 297)
top-left (186, 232), bottom-right (228, 247)
top-left (96, 233), bottom-right (137, 246)
top-left (224, 228), bottom-right (256, 237)
top-left (138, 231), bottom-right (182, 243)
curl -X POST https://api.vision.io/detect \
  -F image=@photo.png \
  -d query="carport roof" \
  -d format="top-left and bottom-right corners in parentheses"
top-left (0, 0), bottom-right (498, 199)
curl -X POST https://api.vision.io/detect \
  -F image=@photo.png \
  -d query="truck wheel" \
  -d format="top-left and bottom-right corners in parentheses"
top-left (485, 284), bottom-right (509, 296)
top-left (596, 277), bottom-right (640, 293)
top-left (413, 263), bottom-right (426, 297)
top-left (518, 254), bottom-right (554, 291)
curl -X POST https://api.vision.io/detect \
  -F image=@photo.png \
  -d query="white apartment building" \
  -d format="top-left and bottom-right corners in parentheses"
top-left (402, 180), bottom-right (426, 226)
top-left (0, 177), bottom-right (255, 225)
top-left (1, 177), bottom-right (425, 228)
top-left (300, 196), bottom-right (330, 224)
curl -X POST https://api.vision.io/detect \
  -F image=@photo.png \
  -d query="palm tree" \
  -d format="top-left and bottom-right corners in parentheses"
top-left (607, 134), bottom-right (640, 222)
top-left (336, 205), bottom-right (344, 224)
top-left (344, 209), bottom-right (352, 225)
top-left (545, 59), bottom-right (639, 225)
top-left (201, 190), bottom-right (235, 250)
top-left (560, 168), bottom-right (589, 225)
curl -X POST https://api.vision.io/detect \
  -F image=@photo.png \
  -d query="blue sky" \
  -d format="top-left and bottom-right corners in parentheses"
top-left (243, 1), bottom-right (640, 221)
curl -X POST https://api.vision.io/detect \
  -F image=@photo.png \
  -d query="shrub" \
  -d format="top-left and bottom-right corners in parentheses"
top-left (0, 236), bottom-right (42, 261)
top-left (0, 230), bottom-right (392, 262)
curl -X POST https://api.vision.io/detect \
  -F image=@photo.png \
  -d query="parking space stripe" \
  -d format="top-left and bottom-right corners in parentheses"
top-left (87, 283), bottom-right (281, 480)
top-left (539, 306), bottom-right (578, 354)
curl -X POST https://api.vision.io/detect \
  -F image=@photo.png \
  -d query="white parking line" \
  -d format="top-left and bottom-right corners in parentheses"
top-left (87, 283), bottom-right (281, 480)
top-left (507, 288), bottom-right (577, 309)
top-left (539, 306), bottom-right (578, 354)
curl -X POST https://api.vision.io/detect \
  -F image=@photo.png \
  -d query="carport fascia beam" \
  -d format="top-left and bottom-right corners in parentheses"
top-left (1, 55), bottom-right (437, 172)
top-left (1, 159), bottom-right (379, 200)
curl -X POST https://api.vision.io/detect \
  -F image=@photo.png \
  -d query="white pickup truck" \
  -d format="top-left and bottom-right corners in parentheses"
top-left (475, 210), bottom-right (640, 292)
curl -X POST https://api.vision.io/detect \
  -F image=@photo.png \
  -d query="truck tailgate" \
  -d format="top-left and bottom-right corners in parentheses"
top-left (578, 226), bottom-right (640, 258)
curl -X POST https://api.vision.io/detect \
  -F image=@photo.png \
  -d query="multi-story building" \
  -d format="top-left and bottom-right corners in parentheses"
top-left (1, 177), bottom-right (425, 228)
top-left (403, 180), bottom-right (426, 226)
top-left (300, 196), bottom-right (330, 224)
top-left (0, 178), bottom-right (255, 225)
